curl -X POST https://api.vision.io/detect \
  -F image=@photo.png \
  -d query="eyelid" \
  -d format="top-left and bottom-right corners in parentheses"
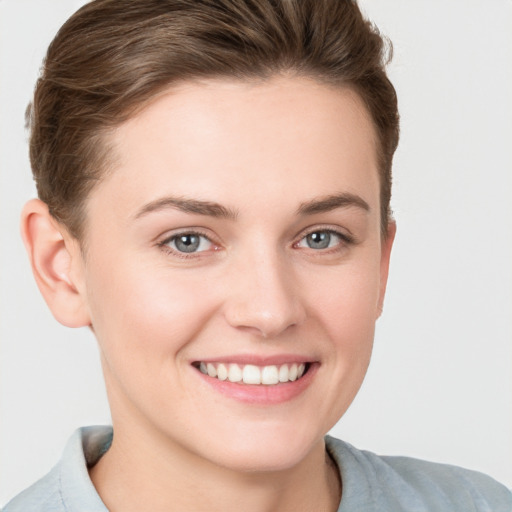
top-left (159, 228), bottom-right (211, 244)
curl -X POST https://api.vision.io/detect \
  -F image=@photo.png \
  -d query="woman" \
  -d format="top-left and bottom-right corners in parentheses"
top-left (2, 1), bottom-right (511, 510)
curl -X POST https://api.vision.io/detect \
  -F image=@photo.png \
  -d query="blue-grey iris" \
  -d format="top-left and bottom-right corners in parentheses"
top-left (175, 234), bottom-right (200, 253)
top-left (306, 231), bottom-right (331, 249)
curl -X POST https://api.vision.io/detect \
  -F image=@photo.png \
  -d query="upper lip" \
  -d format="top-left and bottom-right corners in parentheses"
top-left (192, 354), bottom-right (316, 366)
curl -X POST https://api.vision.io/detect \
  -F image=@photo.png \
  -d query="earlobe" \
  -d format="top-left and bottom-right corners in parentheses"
top-left (21, 199), bottom-right (91, 328)
top-left (377, 221), bottom-right (396, 317)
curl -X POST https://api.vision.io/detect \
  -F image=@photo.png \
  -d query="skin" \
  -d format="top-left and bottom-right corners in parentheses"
top-left (22, 76), bottom-right (395, 512)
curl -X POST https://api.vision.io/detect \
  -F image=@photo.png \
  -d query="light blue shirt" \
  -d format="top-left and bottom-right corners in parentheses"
top-left (3, 426), bottom-right (512, 511)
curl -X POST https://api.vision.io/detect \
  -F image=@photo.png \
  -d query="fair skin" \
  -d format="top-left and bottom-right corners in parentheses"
top-left (22, 76), bottom-right (395, 512)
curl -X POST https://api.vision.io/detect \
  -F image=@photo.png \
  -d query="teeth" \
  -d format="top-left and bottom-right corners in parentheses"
top-left (261, 365), bottom-right (279, 385)
top-left (206, 363), bottom-right (217, 378)
top-left (217, 363), bottom-right (228, 381)
top-left (228, 363), bottom-right (242, 382)
top-left (243, 364), bottom-right (261, 384)
top-left (198, 362), bottom-right (308, 385)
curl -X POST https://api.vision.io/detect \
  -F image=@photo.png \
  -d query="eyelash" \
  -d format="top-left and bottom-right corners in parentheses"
top-left (157, 226), bottom-right (354, 259)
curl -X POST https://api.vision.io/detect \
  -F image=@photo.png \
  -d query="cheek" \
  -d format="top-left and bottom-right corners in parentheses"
top-left (85, 262), bottom-right (223, 417)
top-left (300, 263), bottom-right (380, 425)
top-left (85, 257), bottom-right (219, 362)
top-left (304, 260), bottom-right (381, 342)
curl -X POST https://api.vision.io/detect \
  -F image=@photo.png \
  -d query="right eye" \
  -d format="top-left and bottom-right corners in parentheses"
top-left (163, 232), bottom-right (215, 254)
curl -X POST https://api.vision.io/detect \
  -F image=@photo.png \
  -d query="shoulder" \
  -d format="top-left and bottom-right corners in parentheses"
top-left (325, 435), bottom-right (512, 512)
top-left (1, 467), bottom-right (63, 512)
top-left (3, 427), bottom-right (111, 512)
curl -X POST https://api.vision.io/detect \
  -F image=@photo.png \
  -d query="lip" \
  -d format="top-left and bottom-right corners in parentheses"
top-left (192, 357), bottom-right (319, 405)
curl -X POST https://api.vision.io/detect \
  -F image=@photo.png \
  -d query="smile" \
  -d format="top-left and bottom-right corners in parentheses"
top-left (197, 362), bottom-right (308, 385)
top-left (193, 358), bottom-right (318, 404)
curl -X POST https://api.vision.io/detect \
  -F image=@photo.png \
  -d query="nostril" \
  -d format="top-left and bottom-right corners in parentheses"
top-left (225, 309), bottom-right (304, 340)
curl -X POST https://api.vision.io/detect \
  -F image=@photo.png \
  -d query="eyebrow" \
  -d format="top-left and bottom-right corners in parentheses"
top-left (134, 191), bottom-right (369, 221)
top-left (134, 196), bottom-right (239, 220)
top-left (296, 193), bottom-right (370, 215)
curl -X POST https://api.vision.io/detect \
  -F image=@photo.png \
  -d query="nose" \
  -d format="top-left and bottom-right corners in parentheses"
top-left (223, 250), bottom-right (306, 338)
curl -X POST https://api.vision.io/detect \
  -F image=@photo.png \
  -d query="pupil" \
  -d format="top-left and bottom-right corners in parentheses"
top-left (307, 231), bottom-right (330, 249)
top-left (176, 234), bottom-right (200, 253)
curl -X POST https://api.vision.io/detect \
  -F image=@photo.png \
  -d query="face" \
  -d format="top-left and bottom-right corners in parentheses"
top-left (73, 77), bottom-right (393, 472)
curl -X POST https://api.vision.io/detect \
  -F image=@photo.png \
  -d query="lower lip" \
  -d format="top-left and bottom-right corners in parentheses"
top-left (194, 364), bottom-right (318, 405)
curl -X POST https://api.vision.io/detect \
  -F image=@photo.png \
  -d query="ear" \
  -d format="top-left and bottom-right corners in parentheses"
top-left (377, 221), bottom-right (396, 317)
top-left (21, 199), bottom-right (91, 328)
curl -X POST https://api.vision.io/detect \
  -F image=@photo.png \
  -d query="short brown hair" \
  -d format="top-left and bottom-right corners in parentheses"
top-left (27, 0), bottom-right (399, 239)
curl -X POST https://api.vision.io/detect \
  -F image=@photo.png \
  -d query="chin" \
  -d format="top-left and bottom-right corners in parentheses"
top-left (189, 420), bottom-right (326, 473)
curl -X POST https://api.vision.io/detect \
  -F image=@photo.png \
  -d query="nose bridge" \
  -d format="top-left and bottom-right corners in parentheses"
top-left (224, 241), bottom-right (305, 337)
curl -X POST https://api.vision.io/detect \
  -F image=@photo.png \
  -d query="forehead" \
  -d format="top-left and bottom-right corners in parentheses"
top-left (90, 77), bottom-right (379, 219)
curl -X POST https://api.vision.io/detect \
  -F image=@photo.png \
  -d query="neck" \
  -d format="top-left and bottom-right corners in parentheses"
top-left (89, 423), bottom-right (341, 512)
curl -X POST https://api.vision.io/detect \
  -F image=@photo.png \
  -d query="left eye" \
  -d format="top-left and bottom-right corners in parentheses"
top-left (166, 233), bottom-right (213, 253)
top-left (296, 230), bottom-right (343, 250)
